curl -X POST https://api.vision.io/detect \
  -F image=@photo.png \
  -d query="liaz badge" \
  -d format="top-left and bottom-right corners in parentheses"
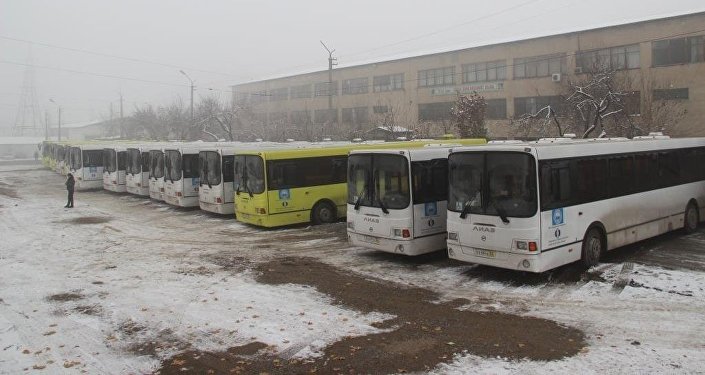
top-left (552, 208), bottom-right (564, 225)
top-left (425, 202), bottom-right (438, 217)
top-left (279, 189), bottom-right (291, 200)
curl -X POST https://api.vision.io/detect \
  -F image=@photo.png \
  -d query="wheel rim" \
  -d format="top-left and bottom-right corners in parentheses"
top-left (687, 206), bottom-right (698, 230)
top-left (319, 206), bottom-right (333, 222)
top-left (588, 234), bottom-right (601, 262)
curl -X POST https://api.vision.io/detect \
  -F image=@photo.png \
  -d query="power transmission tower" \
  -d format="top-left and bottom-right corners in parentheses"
top-left (320, 41), bottom-right (337, 113)
top-left (12, 48), bottom-right (42, 137)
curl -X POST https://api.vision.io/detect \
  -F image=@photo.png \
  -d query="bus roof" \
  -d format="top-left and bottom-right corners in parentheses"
top-left (451, 137), bottom-right (705, 160)
top-left (235, 139), bottom-right (486, 160)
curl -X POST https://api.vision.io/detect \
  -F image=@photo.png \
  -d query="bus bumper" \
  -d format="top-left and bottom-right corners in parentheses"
top-left (103, 183), bottom-right (127, 193)
top-left (447, 243), bottom-right (557, 273)
top-left (164, 194), bottom-right (199, 207)
top-left (348, 231), bottom-right (446, 256)
top-left (199, 201), bottom-right (234, 215)
top-left (127, 185), bottom-right (150, 196)
top-left (76, 179), bottom-right (102, 190)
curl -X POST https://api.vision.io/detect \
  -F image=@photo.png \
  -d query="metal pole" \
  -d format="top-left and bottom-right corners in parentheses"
top-left (180, 70), bottom-right (195, 127)
top-left (58, 106), bottom-right (61, 141)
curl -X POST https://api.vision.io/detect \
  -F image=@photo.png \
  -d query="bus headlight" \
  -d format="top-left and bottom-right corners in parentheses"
top-left (448, 232), bottom-right (458, 241)
top-left (516, 241), bottom-right (528, 250)
top-left (516, 241), bottom-right (538, 252)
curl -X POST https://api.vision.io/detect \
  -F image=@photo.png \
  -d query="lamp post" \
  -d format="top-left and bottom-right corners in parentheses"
top-left (49, 98), bottom-right (61, 141)
top-left (179, 70), bottom-right (194, 128)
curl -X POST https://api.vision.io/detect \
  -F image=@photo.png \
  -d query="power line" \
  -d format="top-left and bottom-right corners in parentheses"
top-left (0, 35), bottom-right (241, 78)
top-left (0, 60), bottom-right (186, 87)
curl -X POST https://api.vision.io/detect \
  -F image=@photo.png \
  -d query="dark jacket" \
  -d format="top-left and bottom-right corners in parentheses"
top-left (66, 176), bottom-right (75, 192)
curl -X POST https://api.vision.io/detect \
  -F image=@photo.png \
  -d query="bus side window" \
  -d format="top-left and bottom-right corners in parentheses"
top-left (540, 161), bottom-right (571, 210)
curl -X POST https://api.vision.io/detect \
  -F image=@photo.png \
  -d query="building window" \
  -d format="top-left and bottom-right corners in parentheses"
top-left (250, 90), bottom-right (268, 104)
top-left (653, 36), bottom-right (705, 66)
top-left (314, 109), bottom-right (338, 124)
top-left (486, 99), bottom-right (507, 119)
top-left (314, 81), bottom-right (338, 97)
top-left (269, 88), bottom-right (288, 101)
top-left (462, 60), bottom-right (506, 83)
top-left (513, 54), bottom-right (566, 79)
top-left (653, 88), bottom-right (689, 100)
top-left (342, 107), bottom-right (369, 125)
top-left (290, 110), bottom-right (311, 125)
top-left (576, 44), bottom-right (640, 72)
top-left (373, 105), bottom-right (388, 114)
top-left (342, 78), bottom-right (369, 95)
top-left (418, 102), bottom-right (453, 121)
top-left (373, 73), bottom-right (404, 92)
top-left (514, 96), bottom-right (564, 116)
top-left (418, 67), bottom-right (455, 87)
top-left (290, 84), bottom-right (312, 99)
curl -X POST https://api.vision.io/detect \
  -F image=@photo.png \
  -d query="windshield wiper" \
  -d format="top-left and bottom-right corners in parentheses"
top-left (354, 196), bottom-right (362, 211)
top-left (245, 183), bottom-right (253, 197)
top-left (491, 200), bottom-right (510, 224)
top-left (459, 203), bottom-right (473, 219)
top-left (378, 198), bottom-right (389, 214)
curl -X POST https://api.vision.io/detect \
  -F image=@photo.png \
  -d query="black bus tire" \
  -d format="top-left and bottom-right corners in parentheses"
top-left (684, 201), bottom-right (699, 234)
top-left (312, 201), bottom-right (336, 225)
top-left (581, 227), bottom-right (604, 268)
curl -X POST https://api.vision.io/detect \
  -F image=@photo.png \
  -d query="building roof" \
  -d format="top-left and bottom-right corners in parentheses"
top-left (231, 9), bottom-right (705, 87)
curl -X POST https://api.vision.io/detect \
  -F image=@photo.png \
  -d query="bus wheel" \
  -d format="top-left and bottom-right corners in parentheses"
top-left (581, 227), bottom-right (604, 268)
top-left (684, 202), bottom-right (699, 234)
top-left (312, 201), bottom-right (336, 224)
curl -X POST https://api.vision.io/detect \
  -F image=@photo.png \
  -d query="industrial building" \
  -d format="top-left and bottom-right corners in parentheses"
top-left (231, 11), bottom-right (705, 140)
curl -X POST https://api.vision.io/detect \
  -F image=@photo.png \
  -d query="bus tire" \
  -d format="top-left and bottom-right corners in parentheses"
top-left (312, 201), bottom-right (336, 225)
top-left (581, 227), bottom-right (604, 268)
top-left (684, 201), bottom-right (699, 234)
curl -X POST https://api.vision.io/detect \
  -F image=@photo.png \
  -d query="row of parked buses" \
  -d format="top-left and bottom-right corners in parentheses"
top-left (40, 134), bottom-right (705, 273)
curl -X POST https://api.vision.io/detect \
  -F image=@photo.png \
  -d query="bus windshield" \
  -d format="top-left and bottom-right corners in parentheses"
top-left (164, 150), bottom-right (182, 182)
top-left (149, 151), bottom-right (164, 179)
top-left (234, 155), bottom-right (265, 195)
top-left (200, 151), bottom-right (221, 186)
top-left (83, 150), bottom-right (102, 168)
top-left (348, 154), bottom-right (410, 210)
top-left (127, 149), bottom-right (141, 175)
top-left (449, 152), bottom-right (537, 219)
top-left (104, 149), bottom-right (117, 173)
top-left (70, 147), bottom-right (82, 170)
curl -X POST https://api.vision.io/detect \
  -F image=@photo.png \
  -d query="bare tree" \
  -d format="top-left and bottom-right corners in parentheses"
top-left (451, 92), bottom-right (488, 138)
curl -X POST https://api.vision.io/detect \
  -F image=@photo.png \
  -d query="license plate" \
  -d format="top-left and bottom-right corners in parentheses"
top-left (474, 248), bottom-right (496, 258)
top-left (360, 235), bottom-right (380, 244)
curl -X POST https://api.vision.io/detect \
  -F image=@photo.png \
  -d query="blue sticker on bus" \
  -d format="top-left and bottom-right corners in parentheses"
top-left (89, 167), bottom-right (97, 173)
top-left (425, 202), bottom-right (437, 216)
top-left (279, 189), bottom-right (291, 200)
top-left (552, 208), bottom-right (564, 225)
top-left (192, 178), bottom-right (199, 187)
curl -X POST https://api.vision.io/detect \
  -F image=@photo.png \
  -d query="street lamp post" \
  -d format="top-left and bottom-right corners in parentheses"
top-left (179, 70), bottom-right (195, 128)
top-left (49, 99), bottom-right (61, 141)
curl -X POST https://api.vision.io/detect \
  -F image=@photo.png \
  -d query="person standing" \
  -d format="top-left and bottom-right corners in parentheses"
top-left (65, 173), bottom-right (75, 208)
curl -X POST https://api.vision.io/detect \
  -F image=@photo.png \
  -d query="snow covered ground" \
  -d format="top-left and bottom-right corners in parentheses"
top-left (1, 166), bottom-right (705, 374)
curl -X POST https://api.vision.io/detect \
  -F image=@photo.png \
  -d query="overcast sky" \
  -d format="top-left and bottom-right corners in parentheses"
top-left (1, 0), bottom-right (704, 133)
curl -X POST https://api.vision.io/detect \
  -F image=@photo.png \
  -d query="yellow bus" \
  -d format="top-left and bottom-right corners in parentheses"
top-left (234, 139), bottom-right (486, 227)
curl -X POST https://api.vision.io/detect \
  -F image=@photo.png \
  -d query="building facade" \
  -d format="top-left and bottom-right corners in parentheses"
top-left (231, 12), bottom-right (705, 140)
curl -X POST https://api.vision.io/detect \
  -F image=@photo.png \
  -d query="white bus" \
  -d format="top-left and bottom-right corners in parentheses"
top-left (148, 147), bottom-right (166, 201)
top-left (55, 144), bottom-right (68, 174)
top-left (347, 147), bottom-right (455, 256)
top-left (68, 144), bottom-right (104, 190)
top-left (446, 136), bottom-right (705, 273)
top-left (102, 146), bottom-right (128, 193)
top-left (164, 144), bottom-right (212, 207)
top-left (126, 145), bottom-right (153, 196)
top-left (198, 146), bottom-right (237, 214)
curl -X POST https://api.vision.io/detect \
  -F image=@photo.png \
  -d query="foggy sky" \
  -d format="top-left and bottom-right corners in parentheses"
top-left (1, 0), bottom-right (704, 133)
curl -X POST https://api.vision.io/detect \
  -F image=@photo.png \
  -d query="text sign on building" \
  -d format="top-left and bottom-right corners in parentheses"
top-left (430, 82), bottom-right (504, 96)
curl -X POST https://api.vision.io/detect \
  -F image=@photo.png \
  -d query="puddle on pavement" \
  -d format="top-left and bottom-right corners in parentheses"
top-left (57, 216), bottom-right (112, 225)
top-left (157, 257), bottom-right (586, 374)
